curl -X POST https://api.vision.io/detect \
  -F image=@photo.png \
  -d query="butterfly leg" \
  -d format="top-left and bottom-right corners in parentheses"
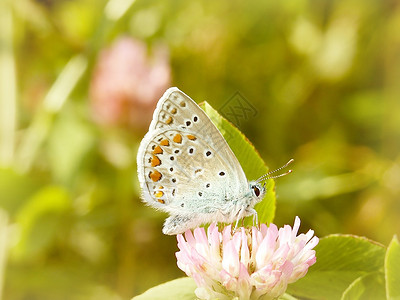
top-left (234, 218), bottom-right (239, 230)
top-left (162, 215), bottom-right (192, 235)
top-left (234, 206), bottom-right (248, 230)
top-left (254, 212), bottom-right (258, 227)
top-left (247, 208), bottom-right (258, 227)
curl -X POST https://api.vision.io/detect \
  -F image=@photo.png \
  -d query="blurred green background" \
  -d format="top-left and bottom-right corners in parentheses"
top-left (1, 0), bottom-right (400, 299)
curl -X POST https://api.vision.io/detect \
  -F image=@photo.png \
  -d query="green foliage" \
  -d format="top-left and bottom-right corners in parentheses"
top-left (341, 273), bottom-right (386, 300)
top-left (288, 235), bottom-right (386, 299)
top-left (47, 109), bottom-right (95, 183)
top-left (385, 236), bottom-right (400, 299)
top-left (14, 186), bottom-right (72, 259)
top-left (132, 277), bottom-right (197, 300)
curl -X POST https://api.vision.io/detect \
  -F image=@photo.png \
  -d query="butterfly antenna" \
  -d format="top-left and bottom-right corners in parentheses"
top-left (256, 159), bottom-right (294, 183)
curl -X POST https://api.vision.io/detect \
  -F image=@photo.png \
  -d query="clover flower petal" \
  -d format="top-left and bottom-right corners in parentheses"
top-left (176, 217), bottom-right (318, 300)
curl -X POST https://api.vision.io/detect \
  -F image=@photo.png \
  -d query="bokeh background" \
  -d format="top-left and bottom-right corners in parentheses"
top-left (1, 0), bottom-right (400, 299)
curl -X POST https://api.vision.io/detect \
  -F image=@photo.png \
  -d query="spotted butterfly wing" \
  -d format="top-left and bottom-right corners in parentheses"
top-left (137, 88), bottom-right (249, 234)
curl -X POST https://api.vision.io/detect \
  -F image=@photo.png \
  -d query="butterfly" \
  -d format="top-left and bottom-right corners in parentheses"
top-left (137, 87), bottom-right (292, 235)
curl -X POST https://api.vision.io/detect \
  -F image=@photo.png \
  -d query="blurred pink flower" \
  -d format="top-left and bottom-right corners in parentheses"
top-left (176, 217), bottom-right (318, 300)
top-left (90, 37), bottom-right (170, 128)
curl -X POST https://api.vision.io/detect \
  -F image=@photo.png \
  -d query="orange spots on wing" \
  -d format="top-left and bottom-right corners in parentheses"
top-left (149, 170), bottom-right (162, 182)
top-left (173, 134), bottom-right (182, 144)
top-left (187, 134), bottom-right (197, 141)
top-left (160, 139), bottom-right (169, 146)
top-left (157, 199), bottom-right (165, 204)
top-left (151, 155), bottom-right (161, 167)
top-left (171, 108), bottom-right (177, 114)
top-left (153, 145), bottom-right (163, 154)
top-left (166, 117), bottom-right (173, 124)
top-left (154, 191), bottom-right (164, 198)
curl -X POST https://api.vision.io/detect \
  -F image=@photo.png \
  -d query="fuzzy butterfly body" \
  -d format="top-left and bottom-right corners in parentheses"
top-left (137, 87), bottom-right (267, 235)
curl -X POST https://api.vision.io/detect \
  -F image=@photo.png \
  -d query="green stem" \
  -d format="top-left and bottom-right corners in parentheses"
top-left (0, 1), bottom-right (17, 168)
top-left (0, 209), bottom-right (10, 300)
top-left (15, 55), bottom-right (87, 173)
top-left (104, 0), bottom-right (137, 21)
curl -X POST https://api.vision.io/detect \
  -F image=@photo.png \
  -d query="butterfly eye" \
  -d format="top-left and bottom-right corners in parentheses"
top-left (253, 186), bottom-right (260, 197)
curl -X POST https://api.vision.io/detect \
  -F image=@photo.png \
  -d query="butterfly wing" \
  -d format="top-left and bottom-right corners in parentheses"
top-left (137, 87), bottom-right (250, 233)
top-left (149, 87), bottom-right (205, 131)
top-left (148, 87), bottom-right (247, 183)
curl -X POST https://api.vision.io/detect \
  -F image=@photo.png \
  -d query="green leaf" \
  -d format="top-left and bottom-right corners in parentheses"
top-left (279, 293), bottom-right (299, 300)
top-left (341, 272), bottom-right (386, 300)
top-left (385, 235), bottom-right (400, 299)
top-left (287, 234), bottom-right (386, 300)
top-left (132, 277), bottom-right (196, 300)
top-left (200, 102), bottom-right (275, 224)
